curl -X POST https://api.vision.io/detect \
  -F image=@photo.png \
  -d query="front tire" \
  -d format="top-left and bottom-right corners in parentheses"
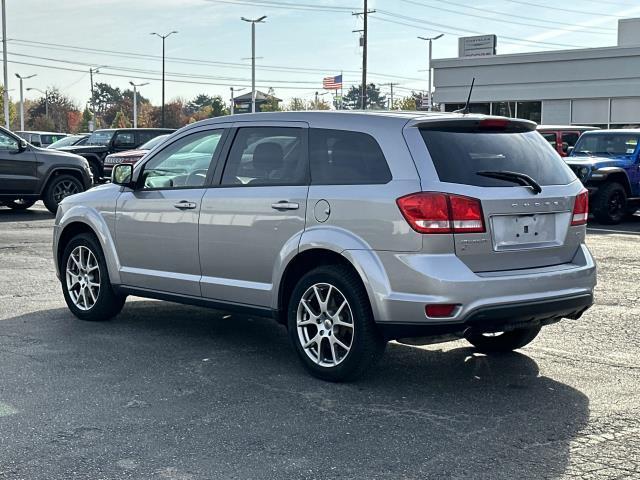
top-left (4, 199), bottom-right (36, 210)
top-left (593, 182), bottom-right (626, 225)
top-left (466, 326), bottom-right (541, 353)
top-left (43, 174), bottom-right (83, 213)
top-left (287, 265), bottom-right (386, 382)
top-left (61, 233), bottom-right (126, 321)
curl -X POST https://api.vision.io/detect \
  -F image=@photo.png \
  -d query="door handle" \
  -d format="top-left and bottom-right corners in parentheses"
top-left (174, 201), bottom-right (197, 210)
top-left (271, 201), bottom-right (299, 211)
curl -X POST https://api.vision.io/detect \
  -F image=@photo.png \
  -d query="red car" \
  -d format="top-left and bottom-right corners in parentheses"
top-left (102, 134), bottom-right (170, 178)
top-left (537, 125), bottom-right (599, 157)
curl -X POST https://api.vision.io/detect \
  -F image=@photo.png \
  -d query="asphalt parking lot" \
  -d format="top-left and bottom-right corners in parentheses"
top-left (0, 203), bottom-right (638, 480)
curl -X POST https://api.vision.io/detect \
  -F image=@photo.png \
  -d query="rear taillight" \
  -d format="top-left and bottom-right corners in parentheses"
top-left (397, 192), bottom-right (485, 234)
top-left (571, 189), bottom-right (589, 226)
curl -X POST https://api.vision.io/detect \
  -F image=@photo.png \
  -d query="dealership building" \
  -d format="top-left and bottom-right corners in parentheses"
top-left (432, 18), bottom-right (640, 128)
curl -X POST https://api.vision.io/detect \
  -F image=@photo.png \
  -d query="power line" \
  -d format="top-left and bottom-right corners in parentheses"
top-left (398, 0), bottom-right (615, 33)
top-left (7, 38), bottom-right (425, 83)
top-left (503, 0), bottom-right (630, 17)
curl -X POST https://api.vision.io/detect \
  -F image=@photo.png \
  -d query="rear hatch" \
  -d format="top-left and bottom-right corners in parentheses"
top-left (406, 117), bottom-right (585, 273)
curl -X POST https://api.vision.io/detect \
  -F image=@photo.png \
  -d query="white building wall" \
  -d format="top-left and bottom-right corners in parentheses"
top-left (541, 100), bottom-right (571, 124)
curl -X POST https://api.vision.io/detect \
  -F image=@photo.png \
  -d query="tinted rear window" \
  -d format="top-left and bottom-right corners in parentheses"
top-left (420, 129), bottom-right (575, 187)
top-left (310, 129), bottom-right (391, 185)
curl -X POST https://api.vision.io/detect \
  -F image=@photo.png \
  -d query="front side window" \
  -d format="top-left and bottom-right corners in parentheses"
top-left (0, 130), bottom-right (18, 151)
top-left (87, 130), bottom-right (115, 146)
top-left (114, 132), bottom-right (135, 147)
top-left (574, 134), bottom-right (640, 157)
top-left (309, 128), bottom-right (391, 185)
top-left (141, 130), bottom-right (223, 189)
top-left (221, 127), bottom-right (306, 186)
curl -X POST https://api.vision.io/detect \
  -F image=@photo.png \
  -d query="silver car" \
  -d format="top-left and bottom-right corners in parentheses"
top-left (53, 112), bottom-right (596, 381)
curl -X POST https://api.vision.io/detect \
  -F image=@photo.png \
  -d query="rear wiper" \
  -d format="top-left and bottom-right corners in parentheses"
top-left (476, 170), bottom-right (542, 194)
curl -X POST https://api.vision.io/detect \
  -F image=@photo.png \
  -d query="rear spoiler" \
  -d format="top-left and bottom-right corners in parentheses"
top-left (411, 117), bottom-right (537, 133)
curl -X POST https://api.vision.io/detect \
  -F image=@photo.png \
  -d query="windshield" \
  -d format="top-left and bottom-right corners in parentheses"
top-left (420, 129), bottom-right (575, 187)
top-left (48, 135), bottom-right (82, 149)
top-left (139, 134), bottom-right (169, 150)
top-left (86, 130), bottom-right (115, 146)
top-left (573, 134), bottom-right (639, 156)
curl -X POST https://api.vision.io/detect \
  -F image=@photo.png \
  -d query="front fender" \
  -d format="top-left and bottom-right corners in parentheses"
top-left (54, 204), bottom-right (121, 284)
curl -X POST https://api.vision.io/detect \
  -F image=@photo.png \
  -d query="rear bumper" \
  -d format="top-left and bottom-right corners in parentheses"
top-left (348, 243), bottom-right (596, 331)
top-left (378, 293), bottom-right (593, 340)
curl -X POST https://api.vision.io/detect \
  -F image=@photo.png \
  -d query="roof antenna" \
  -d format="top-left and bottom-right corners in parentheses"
top-left (454, 77), bottom-right (475, 115)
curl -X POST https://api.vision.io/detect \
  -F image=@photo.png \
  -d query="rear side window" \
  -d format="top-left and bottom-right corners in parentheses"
top-left (309, 129), bottom-right (391, 185)
top-left (420, 129), bottom-right (574, 187)
top-left (540, 132), bottom-right (557, 148)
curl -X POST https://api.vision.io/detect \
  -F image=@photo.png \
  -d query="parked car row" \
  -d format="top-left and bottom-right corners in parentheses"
top-left (538, 125), bottom-right (640, 224)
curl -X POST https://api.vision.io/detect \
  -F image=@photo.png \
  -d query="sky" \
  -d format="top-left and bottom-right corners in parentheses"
top-left (4, 0), bottom-right (640, 109)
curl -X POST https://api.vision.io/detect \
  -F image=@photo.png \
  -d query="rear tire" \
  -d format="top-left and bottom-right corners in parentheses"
top-left (43, 174), bottom-right (84, 213)
top-left (4, 199), bottom-right (36, 210)
top-left (466, 326), bottom-right (541, 353)
top-left (287, 264), bottom-right (386, 382)
top-left (593, 182), bottom-right (626, 225)
top-left (60, 233), bottom-right (126, 321)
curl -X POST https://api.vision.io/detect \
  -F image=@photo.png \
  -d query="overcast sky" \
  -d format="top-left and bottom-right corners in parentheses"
top-left (5, 0), bottom-right (640, 108)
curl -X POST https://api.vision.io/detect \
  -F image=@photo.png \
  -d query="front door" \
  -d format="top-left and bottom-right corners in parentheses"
top-left (0, 130), bottom-right (38, 195)
top-left (198, 124), bottom-right (308, 307)
top-left (115, 127), bottom-right (226, 296)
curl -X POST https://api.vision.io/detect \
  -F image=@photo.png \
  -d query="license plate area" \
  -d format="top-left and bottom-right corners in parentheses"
top-left (491, 213), bottom-right (562, 251)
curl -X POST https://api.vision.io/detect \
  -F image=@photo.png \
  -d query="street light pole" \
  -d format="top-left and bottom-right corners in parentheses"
top-left (2, 0), bottom-right (9, 129)
top-left (26, 87), bottom-right (48, 118)
top-left (15, 73), bottom-right (36, 131)
top-left (150, 31), bottom-right (178, 127)
top-left (241, 16), bottom-right (266, 114)
top-left (129, 81), bottom-right (149, 129)
top-left (418, 34), bottom-right (444, 111)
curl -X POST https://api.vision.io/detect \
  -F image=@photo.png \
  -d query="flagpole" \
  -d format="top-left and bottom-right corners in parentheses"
top-left (340, 71), bottom-right (343, 110)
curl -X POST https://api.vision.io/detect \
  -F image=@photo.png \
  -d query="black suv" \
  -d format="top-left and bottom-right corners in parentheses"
top-left (60, 128), bottom-right (174, 181)
top-left (0, 127), bottom-right (93, 213)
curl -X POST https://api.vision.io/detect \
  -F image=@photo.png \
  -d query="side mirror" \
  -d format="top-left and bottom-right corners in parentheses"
top-left (561, 142), bottom-right (569, 153)
top-left (567, 146), bottom-right (574, 155)
top-left (112, 163), bottom-right (134, 188)
top-left (19, 139), bottom-right (28, 151)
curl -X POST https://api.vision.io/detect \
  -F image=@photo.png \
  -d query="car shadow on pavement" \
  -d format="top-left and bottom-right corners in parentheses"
top-left (0, 206), bottom-right (54, 223)
top-left (0, 300), bottom-right (590, 479)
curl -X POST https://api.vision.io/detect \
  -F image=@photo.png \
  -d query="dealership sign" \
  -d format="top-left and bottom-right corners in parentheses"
top-left (458, 35), bottom-right (497, 57)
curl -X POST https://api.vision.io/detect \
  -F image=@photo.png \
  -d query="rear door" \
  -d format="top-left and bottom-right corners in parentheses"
top-left (198, 122), bottom-right (308, 307)
top-left (405, 119), bottom-right (584, 273)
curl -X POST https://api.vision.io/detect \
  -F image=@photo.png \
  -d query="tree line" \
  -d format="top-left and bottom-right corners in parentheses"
top-left (0, 83), bottom-right (423, 134)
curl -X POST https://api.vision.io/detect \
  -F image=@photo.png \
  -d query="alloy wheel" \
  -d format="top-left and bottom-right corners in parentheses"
top-left (296, 283), bottom-right (354, 367)
top-left (608, 191), bottom-right (624, 216)
top-left (65, 245), bottom-right (100, 311)
top-left (53, 179), bottom-right (80, 204)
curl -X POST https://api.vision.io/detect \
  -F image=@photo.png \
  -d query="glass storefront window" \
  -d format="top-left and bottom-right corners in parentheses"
top-left (492, 101), bottom-right (516, 118)
top-left (516, 101), bottom-right (542, 123)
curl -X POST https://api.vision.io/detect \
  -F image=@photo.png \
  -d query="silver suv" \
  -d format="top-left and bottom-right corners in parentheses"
top-left (53, 112), bottom-right (596, 381)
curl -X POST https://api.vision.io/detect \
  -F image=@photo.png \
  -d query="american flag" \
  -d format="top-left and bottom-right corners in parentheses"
top-left (322, 74), bottom-right (342, 90)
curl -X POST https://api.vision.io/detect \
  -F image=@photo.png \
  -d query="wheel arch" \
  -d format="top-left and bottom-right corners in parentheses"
top-left (39, 168), bottom-right (86, 196)
top-left (593, 168), bottom-right (632, 195)
top-left (55, 207), bottom-right (121, 284)
top-left (274, 227), bottom-right (391, 324)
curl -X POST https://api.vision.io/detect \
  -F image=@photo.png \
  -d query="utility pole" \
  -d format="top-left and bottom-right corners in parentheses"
top-left (2, 0), bottom-right (9, 129)
top-left (353, 1), bottom-right (375, 110)
top-left (241, 16), bottom-right (266, 114)
top-left (230, 87), bottom-right (234, 115)
top-left (381, 83), bottom-right (395, 110)
top-left (418, 34), bottom-right (444, 111)
top-left (15, 73), bottom-right (36, 131)
top-left (89, 66), bottom-right (105, 131)
top-left (26, 87), bottom-right (48, 118)
top-left (151, 31), bottom-right (178, 127)
top-left (129, 81), bottom-right (149, 129)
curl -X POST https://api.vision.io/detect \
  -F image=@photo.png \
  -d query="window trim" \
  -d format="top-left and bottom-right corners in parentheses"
top-left (216, 125), bottom-right (310, 188)
top-left (134, 126), bottom-right (230, 191)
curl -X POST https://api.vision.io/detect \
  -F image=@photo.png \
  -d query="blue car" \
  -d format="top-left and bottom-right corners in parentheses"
top-left (565, 129), bottom-right (640, 224)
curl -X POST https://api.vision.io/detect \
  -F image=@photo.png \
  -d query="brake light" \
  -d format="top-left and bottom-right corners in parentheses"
top-left (479, 118), bottom-right (510, 130)
top-left (397, 192), bottom-right (485, 234)
top-left (571, 189), bottom-right (589, 226)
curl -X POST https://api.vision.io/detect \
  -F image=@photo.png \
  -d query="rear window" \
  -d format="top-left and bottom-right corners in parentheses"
top-left (420, 129), bottom-right (574, 187)
top-left (309, 128), bottom-right (391, 185)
